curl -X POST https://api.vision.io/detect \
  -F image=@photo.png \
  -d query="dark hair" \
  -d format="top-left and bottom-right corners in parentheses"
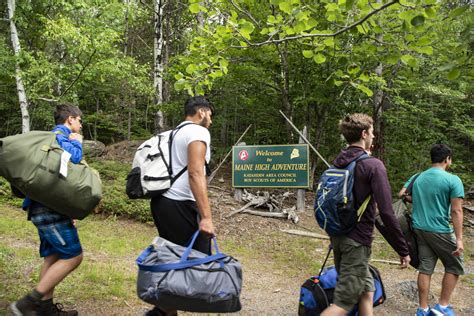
top-left (430, 144), bottom-right (452, 163)
top-left (54, 103), bottom-right (82, 125)
top-left (338, 113), bottom-right (373, 144)
top-left (184, 96), bottom-right (214, 117)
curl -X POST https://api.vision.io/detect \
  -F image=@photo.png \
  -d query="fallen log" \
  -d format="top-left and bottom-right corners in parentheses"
top-left (208, 185), bottom-right (230, 193)
top-left (370, 259), bottom-right (401, 265)
top-left (281, 229), bottom-right (329, 240)
top-left (463, 205), bottom-right (474, 213)
top-left (242, 210), bottom-right (288, 218)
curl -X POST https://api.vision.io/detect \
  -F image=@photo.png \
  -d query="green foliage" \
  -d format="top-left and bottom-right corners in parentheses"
top-left (1, 0), bottom-right (472, 198)
top-left (0, 177), bottom-right (23, 208)
top-left (88, 159), bottom-right (151, 222)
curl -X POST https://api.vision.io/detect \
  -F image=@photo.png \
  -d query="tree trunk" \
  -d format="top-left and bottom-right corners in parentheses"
top-left (276, 42), bottom-right (293, 140)
top-left (7, 0), bottom-right (30, 133)
top-left (93, 89), bottom-right (99, 141)
top-left (123, 0), bottom-right (129, 56)
top-left (124, 0), bottom-right (132, 140)
top-left (372, 6), bottom-right (385, 160)
top-left (154, 0), bottom-right (164, 106)
top-left (153, 0), bottom-right (165, 133)
top-left (162, 0), bottom-right (171, 103)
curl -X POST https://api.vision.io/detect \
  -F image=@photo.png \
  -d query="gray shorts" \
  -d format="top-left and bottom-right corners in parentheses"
top-left (415, 229), bottom-right (464, 276)
top-left (330, 235), bottom-right (374, 312)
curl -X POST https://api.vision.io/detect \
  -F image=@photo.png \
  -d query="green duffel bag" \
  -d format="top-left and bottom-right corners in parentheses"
top-left (0, 131), bottom-right (102, 219)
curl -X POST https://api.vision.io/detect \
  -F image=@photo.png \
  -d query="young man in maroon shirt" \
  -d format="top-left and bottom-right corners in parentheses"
top-left (321, 113), bottom-right (410, 316)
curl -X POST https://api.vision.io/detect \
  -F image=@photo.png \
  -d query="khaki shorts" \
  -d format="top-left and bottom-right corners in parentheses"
top-left (330, 236), bottom-right (374, 312)
top-left (415, 229), bottom-right (464, 276)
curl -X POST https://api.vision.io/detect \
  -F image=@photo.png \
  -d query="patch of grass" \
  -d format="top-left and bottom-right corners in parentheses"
top-left (0, 209), bottom-right (36, 239)
top-left (371, 233), bottom-right (400, 261)
top-left (77, 215), bottom-right (155, 256)
top-left (0, 176), bottom-right (23, 208)
top-left (0, 243), bottom-right (41, 302)
top-left (88, 159), bottom-right (151, 222)
top-left (0, 205), bottom-right (152, 311)
top-left (220, 229), bottom-right (330, 277)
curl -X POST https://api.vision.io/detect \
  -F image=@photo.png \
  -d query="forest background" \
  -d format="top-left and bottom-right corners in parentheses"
top-left (0, 0), bottom-right (472, 192)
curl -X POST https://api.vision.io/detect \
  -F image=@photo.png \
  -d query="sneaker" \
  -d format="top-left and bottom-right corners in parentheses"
top-left (432, 304), bottom-right (456, 316)
top-left (10, 295), bottom-right (40, 316)
top-left (145, 306), bottom-right (163, 316)
top-left (39, 302), bottom-right (78, 316)
top-left (144, 307), bottom-right (177, 316)
top-left (416, 306), bottom-right (432, 316)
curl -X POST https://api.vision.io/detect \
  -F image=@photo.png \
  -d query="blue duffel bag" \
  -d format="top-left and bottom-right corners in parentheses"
top-left (136, 231), bottom-right (242, 313)
top-left (299, 246), bottom-right (386, 315)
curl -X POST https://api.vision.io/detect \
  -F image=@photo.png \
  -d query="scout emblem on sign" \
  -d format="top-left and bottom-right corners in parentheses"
top-left (238, 150), bottom-right (249, 161)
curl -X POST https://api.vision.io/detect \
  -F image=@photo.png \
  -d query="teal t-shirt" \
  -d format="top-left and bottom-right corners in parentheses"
top-left (404, 167), bottom-right (464, 233)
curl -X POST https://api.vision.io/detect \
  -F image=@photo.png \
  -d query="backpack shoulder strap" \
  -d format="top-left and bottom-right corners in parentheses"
top-left (406, 172), bottom-right (421, 195)
top-left (353, 152), bottom-right (373, 221)
top-left (168, 122), bottom-right (197, 183)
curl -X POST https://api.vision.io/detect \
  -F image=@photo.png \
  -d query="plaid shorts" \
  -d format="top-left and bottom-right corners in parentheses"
top-left (30, 208), bottom-right (82, 259)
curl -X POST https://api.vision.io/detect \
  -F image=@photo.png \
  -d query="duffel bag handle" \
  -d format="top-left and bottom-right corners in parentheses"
top-left (136, 231), bottom-right (227, 273)
top-left (180, 230), bottom-right (220, 262)
top-left (136, 247), bottom-right (227, 273)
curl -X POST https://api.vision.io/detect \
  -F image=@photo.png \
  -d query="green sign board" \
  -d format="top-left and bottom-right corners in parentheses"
top-left (232, 144), bottom-right (309, 188)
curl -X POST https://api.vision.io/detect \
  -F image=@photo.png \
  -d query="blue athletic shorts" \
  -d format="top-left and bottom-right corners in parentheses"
top-left (30, 208), bottom-right (82, 259)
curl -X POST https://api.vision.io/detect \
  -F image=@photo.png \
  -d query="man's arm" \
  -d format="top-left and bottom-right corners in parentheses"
top-left (188, 140), bottom-right (215, 237)
top-left (451, 197), bottom-right (464, 256)
top-left (371, 160), bottom-right (410, 267)
top-left (56, 133), bottom-right (83, 164)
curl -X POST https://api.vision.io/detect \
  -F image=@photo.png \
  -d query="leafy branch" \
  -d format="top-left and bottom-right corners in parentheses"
top-left (232, 0), bottom-right (399, 48)
top-left (60, 49), bottom-right (97, 97)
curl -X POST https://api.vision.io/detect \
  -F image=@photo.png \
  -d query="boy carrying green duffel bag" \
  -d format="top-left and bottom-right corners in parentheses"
top-left (0, 130), bottom-right (101, 220)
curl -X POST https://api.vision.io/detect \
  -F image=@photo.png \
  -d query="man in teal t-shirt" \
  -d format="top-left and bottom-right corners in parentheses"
top-left (399, 144), bottom-right (464, 316)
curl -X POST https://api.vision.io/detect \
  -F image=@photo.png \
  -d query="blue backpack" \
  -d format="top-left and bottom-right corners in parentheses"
top-left (314, 154), bottom-right (371, 236)
top-left (298, 247), bottom-right (386, 315)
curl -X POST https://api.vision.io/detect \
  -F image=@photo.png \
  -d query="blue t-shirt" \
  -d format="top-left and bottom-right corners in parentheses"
top-left (404, 167), bottom-right (464, 233)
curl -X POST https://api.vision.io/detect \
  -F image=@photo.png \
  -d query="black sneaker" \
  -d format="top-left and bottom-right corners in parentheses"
top-left (145, 307), bottom-right (178, 316)
top-left (39, 302), bottom-right (78, 316)
top-left (145, 306), bottom-right (163, 316)
top-left (10, 295), bottom-right (40, 316)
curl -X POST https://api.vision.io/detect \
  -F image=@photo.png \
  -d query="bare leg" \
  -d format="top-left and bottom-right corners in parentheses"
top-left (39, 254), bottom-right (60, 300)
top-left (321, 304), bottom-right (347, 316)
top-left (36, 253), bottom-right (83, 295)
top-left (439, 272), bottom-right (459, 306)
top-left (418, 273), bottom-right (432, 309)
top-left (358, 291), bottom-right (374, 316)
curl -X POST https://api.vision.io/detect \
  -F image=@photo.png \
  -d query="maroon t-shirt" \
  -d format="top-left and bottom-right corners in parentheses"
top-left (333, 146), bottom-right (409, 257)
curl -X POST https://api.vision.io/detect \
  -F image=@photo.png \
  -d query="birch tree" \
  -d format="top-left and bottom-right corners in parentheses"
top-left (153, 0), bottom-right (165, 132)
top-left (7, 0), bottom-right (29, 133)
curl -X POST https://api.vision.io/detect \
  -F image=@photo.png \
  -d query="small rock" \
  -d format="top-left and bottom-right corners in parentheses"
top-left (398, 280), bottom-right (418, 301)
